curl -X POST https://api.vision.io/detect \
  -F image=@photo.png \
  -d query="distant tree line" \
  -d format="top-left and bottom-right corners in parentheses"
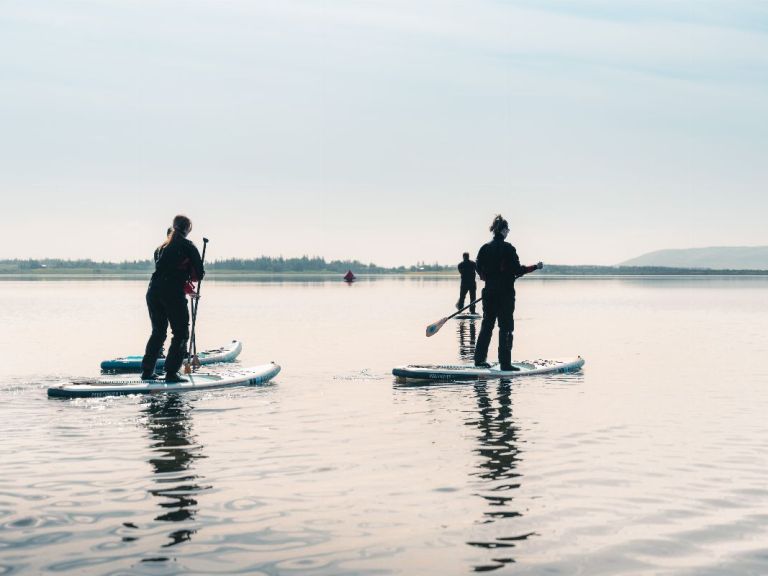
top-left (0, 259), bottom-right (153, 272)
top-left (1, 258), bottom-right (767, 275)
top-left (208, 257), bottom-right (453, 273)
top-left (209, 257), bottom-right (395, 273)
top-left (0, 257), bottom-right (452, 274)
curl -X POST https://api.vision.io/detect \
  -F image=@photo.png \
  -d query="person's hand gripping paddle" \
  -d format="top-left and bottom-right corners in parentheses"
top-left (184, 237), bottom-right (209, 374)
top-left (425, 298), bottom-right (482, 337)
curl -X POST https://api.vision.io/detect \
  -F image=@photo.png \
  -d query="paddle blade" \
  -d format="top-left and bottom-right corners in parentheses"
top-left (426, 317), bottom-right (448, 337)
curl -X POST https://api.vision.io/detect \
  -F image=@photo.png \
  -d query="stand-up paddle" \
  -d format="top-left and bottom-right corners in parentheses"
top-left (185, 237), bottom-right (208, 374)
top-left (426, 298), bottom-right (482, 337)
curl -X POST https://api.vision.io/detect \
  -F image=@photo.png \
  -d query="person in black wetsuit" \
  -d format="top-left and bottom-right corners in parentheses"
top-left (141, 215), bottom-right (205, 382)
top-left (456, 252), bottom-right (478, 313)
top-left (474, 215), bottom-right (543, 371)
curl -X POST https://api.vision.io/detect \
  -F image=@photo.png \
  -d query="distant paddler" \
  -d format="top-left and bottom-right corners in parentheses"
top-left (456, 252), bottom-right (477, 314)
top-left (140, 215), bottom-right (205, 382)
top-left (344, 270), bottom-right (356, 283)
top-left (474, 214), bottom-right (543, 371)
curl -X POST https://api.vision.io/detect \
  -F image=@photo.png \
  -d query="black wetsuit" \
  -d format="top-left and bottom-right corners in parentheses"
top-left (457, 259), bottom-right (477, 313)
top-left (474, 234), bottom-right (535, 368)
top-left (141, 235), bottom-right (205, 376)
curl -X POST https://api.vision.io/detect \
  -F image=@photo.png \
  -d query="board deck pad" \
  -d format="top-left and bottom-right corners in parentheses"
top-left (393, 357), bottom-right (584, 381)
top-left (48, 363), bottom-right (280, 398)
top-left (100, 340), bottom-right (242, 372)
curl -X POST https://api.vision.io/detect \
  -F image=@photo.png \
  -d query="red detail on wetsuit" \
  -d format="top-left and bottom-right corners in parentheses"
top-left (179, 256), bottom-right (199, 294)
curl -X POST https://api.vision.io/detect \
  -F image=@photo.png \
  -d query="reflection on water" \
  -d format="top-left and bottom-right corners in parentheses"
top-left (457, 319), bottom-right (477, 362)
top-left (142, 395), bottom-right (209, 556)
top-left (456, 319), bottom-right (531, 571)
top-left (466, 380), bottom-right (531, 572)
top-left (5, 277), bottom-right (768, 574)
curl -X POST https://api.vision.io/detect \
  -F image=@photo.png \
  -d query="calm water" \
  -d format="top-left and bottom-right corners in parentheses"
top-left (1, 276), bottom-right (768, 575)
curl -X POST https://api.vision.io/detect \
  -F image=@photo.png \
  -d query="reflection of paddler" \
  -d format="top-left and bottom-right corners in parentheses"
top-left (457, 319), bottom-right (477, 361)
top-left (144, 395), bottom-right (206, 548)
top-left (466, 380), bottom-right (525, 570)
top-left (343, 270), bottom-right (356, 283)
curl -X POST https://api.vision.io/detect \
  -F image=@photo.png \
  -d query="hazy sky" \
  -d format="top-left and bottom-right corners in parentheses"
top-left (1, 0), bottom-right (767, 266)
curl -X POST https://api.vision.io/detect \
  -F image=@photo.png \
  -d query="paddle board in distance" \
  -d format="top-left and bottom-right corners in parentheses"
top-left (48, 363), bottom-right (280, 398)
top-left (454, 313), bottom-right (482, 320)
top-left (100, 340), bottom-right (242, 372)
top-left (393, 357), bottom-right (584, 382)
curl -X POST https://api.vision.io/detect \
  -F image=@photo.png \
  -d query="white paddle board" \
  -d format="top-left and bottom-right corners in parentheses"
top-left (393, 357), bottom-right (584, 382)
top-left (48, 363), bottom-right (280, 398)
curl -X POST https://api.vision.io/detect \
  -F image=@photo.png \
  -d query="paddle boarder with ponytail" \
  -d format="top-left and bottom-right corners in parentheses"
top-left (474, 215), bottom-right (543, 371)
top-left (140, 215), bottom-right (205, 382)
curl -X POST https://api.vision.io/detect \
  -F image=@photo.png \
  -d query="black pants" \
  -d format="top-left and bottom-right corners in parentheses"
top-left (141, 288), bottom-right (190, 375)
top-left (458, 282), bottom-right (477, 313)
top-left (474, 288), bottom-right (515, 367)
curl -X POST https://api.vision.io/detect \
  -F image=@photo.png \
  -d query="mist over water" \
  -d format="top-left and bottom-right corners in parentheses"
top-left (1, 276), bottom-right (768, 574)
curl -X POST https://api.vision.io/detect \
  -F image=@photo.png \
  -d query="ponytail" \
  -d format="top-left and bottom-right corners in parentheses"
top-left (160, 230), bottom-right (177, 250)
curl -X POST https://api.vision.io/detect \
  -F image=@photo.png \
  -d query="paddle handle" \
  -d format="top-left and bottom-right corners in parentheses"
top-left (195, 238), bottom-right (208, 298)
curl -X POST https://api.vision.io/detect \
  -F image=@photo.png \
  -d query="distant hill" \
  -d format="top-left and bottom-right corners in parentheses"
top-left (620, 246), bottom-right (768, 270)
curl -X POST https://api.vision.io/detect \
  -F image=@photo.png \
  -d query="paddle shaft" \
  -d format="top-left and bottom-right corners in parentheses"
top-left (187, 238), bottom-right (208, 367)
top-left (443, 272), bottom-right (531, 323)
top-left (425, 297), bottom-right (483, 337)
top-left (445, 298), bottom-right (482, 322)
top-left (424, 270), bottom-right (538, 337)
